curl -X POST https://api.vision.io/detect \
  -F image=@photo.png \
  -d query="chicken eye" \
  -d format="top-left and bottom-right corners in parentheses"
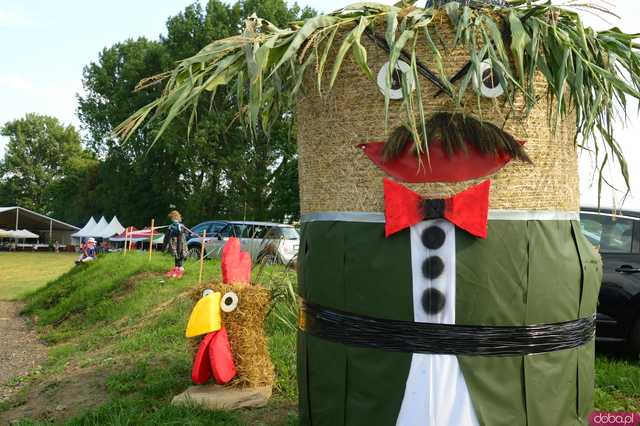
top-left (473, 60), bottom-right (505, 98)
top-left (221, 291), bottom-right (239, 313)
top-left (377, 60), bottom-right (415, 100)
top-left (202, 289), bottom-right (214, 298)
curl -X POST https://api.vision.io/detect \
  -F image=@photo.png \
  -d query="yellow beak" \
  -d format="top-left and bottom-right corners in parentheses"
top-left (185, 292), bottom-right (222, 338)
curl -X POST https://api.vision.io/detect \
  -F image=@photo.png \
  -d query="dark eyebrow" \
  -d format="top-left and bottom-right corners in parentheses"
top-left (364, 29), bottom-right (452, 97)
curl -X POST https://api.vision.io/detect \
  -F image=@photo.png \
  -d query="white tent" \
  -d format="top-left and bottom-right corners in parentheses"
top-left (98, 216), bottom-right (125, 238)
top-left (9, 229), bottom-right (39, 239)
top-left (89, 217), bottom-right (109, 238)
top-left (72, 217), bottom-right (97, 238)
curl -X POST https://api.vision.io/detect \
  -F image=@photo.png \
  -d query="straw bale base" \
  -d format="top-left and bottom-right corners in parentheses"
top-left (172, 384), bottom-right (272, 411)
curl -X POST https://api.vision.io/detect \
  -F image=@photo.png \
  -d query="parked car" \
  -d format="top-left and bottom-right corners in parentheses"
top-left (187, 220), bottom-right (299, 265)
top-left (580, 207), bottom-right (640, 354)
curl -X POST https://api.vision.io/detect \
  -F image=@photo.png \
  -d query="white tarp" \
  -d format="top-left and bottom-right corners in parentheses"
top-left (97, 216), bottom-right (125, 238)
top-left (0, 229), bottom-right (12, 238)
top-left (6, 229), bottom-right (39, 239)
top-left (72, 217), bottom-right (97, 238)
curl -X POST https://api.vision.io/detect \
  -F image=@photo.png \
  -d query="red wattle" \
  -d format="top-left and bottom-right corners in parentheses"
top-left (192, 332), bottom-right (216, 385)
top-left (209, 327), bottom-right (237, 384)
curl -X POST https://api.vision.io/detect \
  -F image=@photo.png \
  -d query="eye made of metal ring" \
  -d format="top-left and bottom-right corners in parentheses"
top-left (221, 291), bottom-right (239, 313)
top-left (202, 289), bottom-right (215, 298)
top-left (377, 60), bottom-right (416, 100)
top-left (472, 60), bottom-right (505, 99)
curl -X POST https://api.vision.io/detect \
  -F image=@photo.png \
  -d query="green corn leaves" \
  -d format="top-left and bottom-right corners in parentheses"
top-left (115, 1), bottom-right (640, 195)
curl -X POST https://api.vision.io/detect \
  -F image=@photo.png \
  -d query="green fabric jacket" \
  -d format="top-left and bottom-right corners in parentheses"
top-left (297, 220), bottom-right (601, 426)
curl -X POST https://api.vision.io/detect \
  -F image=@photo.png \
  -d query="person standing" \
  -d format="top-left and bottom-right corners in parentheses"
top-left (164, 210), bottom-right (189, 279)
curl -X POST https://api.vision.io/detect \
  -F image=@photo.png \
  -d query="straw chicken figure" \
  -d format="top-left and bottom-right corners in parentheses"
top-left (181, 238), bottom-right (274, 407)
top-left (118, 0), bottom-right (640, 424)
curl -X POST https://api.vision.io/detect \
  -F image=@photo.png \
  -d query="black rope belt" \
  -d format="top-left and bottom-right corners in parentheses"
top-left (300, 301), bottom-right (596, 357)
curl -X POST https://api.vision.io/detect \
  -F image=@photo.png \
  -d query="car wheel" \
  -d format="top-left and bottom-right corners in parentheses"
top-left (188, 247), bottom-right (202, 260)
top-left (628, 317), bottom-right (640, 358)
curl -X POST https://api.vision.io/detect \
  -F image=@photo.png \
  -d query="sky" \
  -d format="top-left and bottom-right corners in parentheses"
top-left (1, 0), bottom-right (639, 209)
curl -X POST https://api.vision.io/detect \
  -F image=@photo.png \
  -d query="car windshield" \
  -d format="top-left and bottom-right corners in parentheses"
top-left (191, 224), bottom-right (208, 235)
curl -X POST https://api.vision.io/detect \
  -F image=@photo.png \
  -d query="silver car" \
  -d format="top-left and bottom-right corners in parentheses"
top-left (187, 221), bottom-right (299, 265)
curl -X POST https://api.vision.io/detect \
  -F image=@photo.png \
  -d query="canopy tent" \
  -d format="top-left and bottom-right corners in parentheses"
top-left (90, 217), bottom-right (109, 238)
top-left (97, 216), bottom-right (125, 238)
top-left (0, 229), bottom-right (40, 239)
top-left (72, 217), bottom-right (97, 238)
top-left (110, 227), bottom-right (164, 243)
top-left (11, 229), bottom-right (39, 239)
top-left (0, 206), bottom-right (79, 244)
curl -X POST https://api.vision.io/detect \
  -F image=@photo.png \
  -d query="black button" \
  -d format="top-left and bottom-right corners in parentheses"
top-left (422, 199), bottom-right (445, 219)
top-left (422, 256), bottom-right (444, 279)
top-left (422, 226), bottom-right (445, 250)
top-left (422, 288), bottom-right (446, 314)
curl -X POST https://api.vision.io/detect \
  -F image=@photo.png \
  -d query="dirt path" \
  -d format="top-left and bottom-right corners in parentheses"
top-left (0, 301), bottom-right (47, 404)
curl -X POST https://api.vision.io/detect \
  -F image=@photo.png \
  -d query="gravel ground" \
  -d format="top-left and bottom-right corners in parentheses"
top-left (0, 302), bottom-right (47, 403)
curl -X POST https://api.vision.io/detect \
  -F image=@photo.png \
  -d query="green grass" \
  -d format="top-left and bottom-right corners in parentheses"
top-left (0, 252), bottom-right (77, 300)
top-left (2, 252), bottom-right (297, 425)
top-left (595, 355), bottom-right (640, 411)
top-left (2, 252), bottom-right (640, 423)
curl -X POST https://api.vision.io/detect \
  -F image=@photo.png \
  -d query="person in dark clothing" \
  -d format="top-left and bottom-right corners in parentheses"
top-left (164, 210), bottom-right (189, 279)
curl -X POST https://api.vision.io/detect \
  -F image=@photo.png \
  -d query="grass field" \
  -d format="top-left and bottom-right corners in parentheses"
top-left (0, 252), bottom-right (77, 300)
top-left (0, 252), bottom-right (298, 425)
top-left (0, 252), bottom-right (639, 424)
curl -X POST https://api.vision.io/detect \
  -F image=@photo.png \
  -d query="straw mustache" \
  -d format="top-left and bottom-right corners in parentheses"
top-left (383, 112), bottom-right (531, 164)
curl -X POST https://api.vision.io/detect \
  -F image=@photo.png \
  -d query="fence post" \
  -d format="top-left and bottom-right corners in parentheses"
top-left (148, 219), bottom-right (155, 260)
top-left (198, 231), bottom-right (207, 285)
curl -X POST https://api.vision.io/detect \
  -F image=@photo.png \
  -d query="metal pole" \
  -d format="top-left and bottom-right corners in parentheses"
top-left (15, 208), bottom-right (18, 230)
top-left (124, 228), bottom-right (129, 256)
top-left (148, 219), bottom-right (155, 260)
top-left (49, 219), bottom-right (53, 244)
top-left (198, 230), bottom-right (207, 285)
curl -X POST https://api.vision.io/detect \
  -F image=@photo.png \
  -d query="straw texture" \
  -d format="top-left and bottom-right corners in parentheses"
top-left (296, 11), bottom-right (579, 214)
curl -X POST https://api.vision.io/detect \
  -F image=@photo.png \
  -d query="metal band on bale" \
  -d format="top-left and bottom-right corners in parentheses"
top-left (300, 301), bottom-right (595, 357)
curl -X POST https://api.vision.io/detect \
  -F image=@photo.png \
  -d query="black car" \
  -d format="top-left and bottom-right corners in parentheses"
top-left (580, 207), bottom-right (640, 354)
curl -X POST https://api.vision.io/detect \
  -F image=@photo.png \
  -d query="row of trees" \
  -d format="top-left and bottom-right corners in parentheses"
top-left (0, 0), bottom-right (313, 227)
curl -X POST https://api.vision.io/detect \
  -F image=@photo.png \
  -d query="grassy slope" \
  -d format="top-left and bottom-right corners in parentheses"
top-left (5, 252), bottom-right (297, 425)
top-left (0, 253), bottom-right (76, 300)
top-left (1, 252), bottom-right (639, 424)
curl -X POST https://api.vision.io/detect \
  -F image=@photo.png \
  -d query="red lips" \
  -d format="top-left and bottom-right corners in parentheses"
top-left (358, 140), bottom-right (522, 183)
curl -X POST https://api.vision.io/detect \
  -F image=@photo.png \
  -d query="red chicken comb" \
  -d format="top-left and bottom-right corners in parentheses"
top-left (221, 237), bottom-right (252, 284)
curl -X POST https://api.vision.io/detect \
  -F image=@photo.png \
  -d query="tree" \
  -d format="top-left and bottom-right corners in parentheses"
top-left (77, 0), bottom-right (315, 226)
top-left (0, 114), bottom-right (94, 217)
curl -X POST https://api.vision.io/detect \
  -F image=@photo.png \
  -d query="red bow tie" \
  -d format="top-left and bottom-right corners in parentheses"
top-left (384, 178), bottom-right (490, 239)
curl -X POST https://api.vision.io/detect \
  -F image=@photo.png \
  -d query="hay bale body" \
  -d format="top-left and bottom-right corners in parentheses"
top-left (295, 10), bottom-right (598, 426)
top-left (296, 11), bottom-right (578, 214)
top-left (191, 283), bottom-right (274, 389)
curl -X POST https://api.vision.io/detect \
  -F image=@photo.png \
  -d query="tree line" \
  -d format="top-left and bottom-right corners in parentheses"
top-left (0, 0), bottom-right (314, 228)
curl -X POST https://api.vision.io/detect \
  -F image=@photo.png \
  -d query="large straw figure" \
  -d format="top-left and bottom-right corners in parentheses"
top-left (118, 1), bottom-right (640, 425)
top-left (296, 8), bottom-right (595, 426)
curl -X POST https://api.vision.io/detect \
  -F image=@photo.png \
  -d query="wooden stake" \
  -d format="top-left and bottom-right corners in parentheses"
top-left (198, 230), bottom-right (207, 285)
top-left (148, 219), bottom-right (155, 260)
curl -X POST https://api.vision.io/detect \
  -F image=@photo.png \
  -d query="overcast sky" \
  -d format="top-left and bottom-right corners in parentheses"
top-left (1, 0), bottom-right (639, 209)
